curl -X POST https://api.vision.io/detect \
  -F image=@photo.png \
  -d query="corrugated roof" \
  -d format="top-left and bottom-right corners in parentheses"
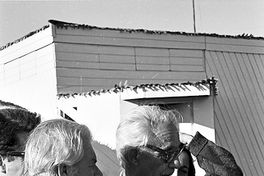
top-left (1, 19), bottom-right (263, 51)
top-left (57, 77), bottom-right (217, 99)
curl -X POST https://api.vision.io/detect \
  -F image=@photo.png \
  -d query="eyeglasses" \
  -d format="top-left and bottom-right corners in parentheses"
top-left (0, 151), bottom-right (25, 162)
top-left (144, 144), bottom-right (185, 163)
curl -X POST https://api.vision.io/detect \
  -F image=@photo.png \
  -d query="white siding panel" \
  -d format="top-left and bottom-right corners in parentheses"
top-left (99, 63), bottom-right (136, 70)
top-left (56, 60), bottom-right (100, 69)
top-left (99, 54), bottom-right (135, 64)
top-left (35, 44), bottom-right (54, 58)
top-left (4, 74), bottom-right (19, 85)
top-left (4, 60), bottom-right (19, 78)
top-left (20, 59), bottom-right (36, 73)
top-left (56, 52), bottom-right (99, 62)
top-left (19, 52), bottom-right (35, 64)
top-left (0, 69), bottom-right (58, 121)
top-left (37, 61), bottom-right (55, 73)
top-left (136, 56), bottom-right (170, 65)
top-left (135, 48), bottom-right (169, 57)
top-left (170, 49), bottom-right (204, 57)
top-left (136, 64), bottom-right (170, 71)
top-left (171, 65), bottom-right (204, 72)
top-left (205, 37), bottom-right (264, 54)
top-left (55, 43), bottom-right (99, 54)
top-left (57, 68), bottom-right (205, 80)
top-left (4, 58), bottom-right (19, 70)
top-left (36, 53), bottom-right (54, 67)
top-left (170, 57), bottom-right (204, 65)
top-left (20, 68), bottom-right (36, 79)
top-left (98, 46), bottom-right (135, 56)
top-left (0, 27), bottom-right (53, 64)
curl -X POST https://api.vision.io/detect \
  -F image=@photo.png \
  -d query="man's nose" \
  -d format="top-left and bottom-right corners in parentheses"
top-left (168, 158), bottom-right (181, 169)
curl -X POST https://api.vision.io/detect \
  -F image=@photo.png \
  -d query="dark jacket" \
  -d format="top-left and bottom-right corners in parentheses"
top-left (189, 132), bottom-right (243, 176)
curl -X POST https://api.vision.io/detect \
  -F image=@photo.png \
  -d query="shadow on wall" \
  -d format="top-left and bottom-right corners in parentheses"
top-left (92, 141), bottom-right (121, 176)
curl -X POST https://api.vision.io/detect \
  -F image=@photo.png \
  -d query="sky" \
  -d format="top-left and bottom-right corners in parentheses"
top-left (0, 0), bottom-right (264, 47)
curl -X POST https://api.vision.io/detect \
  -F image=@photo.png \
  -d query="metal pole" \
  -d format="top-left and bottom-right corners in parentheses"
top-left (192, 0), bottom-right (196, 33)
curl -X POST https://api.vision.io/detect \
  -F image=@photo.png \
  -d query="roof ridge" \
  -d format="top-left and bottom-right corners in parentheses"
top-left (1, 19), bottom-right (263, 51)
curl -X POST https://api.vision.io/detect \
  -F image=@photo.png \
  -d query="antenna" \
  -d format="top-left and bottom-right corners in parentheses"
top-left (192, 0), bottom-right (196, 33)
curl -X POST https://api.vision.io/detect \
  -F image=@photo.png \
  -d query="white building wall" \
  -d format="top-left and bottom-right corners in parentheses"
top-left (58, 93), bottom-right (121, 149)
top-left (0, 42), bottom-right (58, 120)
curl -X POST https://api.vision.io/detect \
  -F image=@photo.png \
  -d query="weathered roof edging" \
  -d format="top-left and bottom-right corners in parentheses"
top-left (58, 77), bottom-right (218, 99)
top-left (1, 18), bottom-right (263, 51)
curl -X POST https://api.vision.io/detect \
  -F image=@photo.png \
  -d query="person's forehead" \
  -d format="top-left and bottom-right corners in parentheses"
top-left (153, 122), bottom-right (180, 149)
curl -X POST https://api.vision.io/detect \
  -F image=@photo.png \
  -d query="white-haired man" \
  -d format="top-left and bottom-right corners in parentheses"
top-left (24, 119), bottom-right (102, 176)
top-left (116, 105), bottom-right (243, 176)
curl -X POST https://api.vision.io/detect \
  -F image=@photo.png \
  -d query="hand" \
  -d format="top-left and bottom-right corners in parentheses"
top-left (179, 132), bottom-right (193, 145)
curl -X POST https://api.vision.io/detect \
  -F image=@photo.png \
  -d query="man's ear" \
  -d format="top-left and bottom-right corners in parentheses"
top-left (58, 164), bottom-right (71, 176)
top-left (126, 148), bottom-right (139, 166)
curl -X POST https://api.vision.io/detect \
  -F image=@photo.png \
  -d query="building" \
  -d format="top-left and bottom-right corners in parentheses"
top-left (0, 19), bottom-right (264, 175)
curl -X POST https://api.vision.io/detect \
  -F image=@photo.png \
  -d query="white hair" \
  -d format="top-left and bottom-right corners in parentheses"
top-left (116, 105), bottom-right (181, 168)
top-left (24, 119), bottom-right (92, 176)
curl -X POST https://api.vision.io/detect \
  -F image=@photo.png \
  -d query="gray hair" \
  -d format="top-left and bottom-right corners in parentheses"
top-left (24, 119), bottom-right (91, 176)
top-left (116, 105), bottom-right (181, 168)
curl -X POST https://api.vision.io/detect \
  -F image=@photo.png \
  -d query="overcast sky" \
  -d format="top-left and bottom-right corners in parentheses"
top-left (1, 0), bottom-right (264, 47)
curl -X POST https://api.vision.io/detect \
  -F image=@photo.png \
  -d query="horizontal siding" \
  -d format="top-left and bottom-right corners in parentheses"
top-left (0, 27), bottom-right (53, 64)
top-left (55, 43), bottom-right (206, 93)
top-left (57, 68), bottom-right (205, 81)
top-left (54, 27), bottom-right (206, 50)
top-left (170, 65), bottom-right (204, 72)
top-left (56, 70), bottom-right (205, 94)
top-left (0, 69), bottom-right (58, 121)
top-left (56, 52), bottom-right (99, 62)
top-left (136, 56), bottom-right (170, 65)
top-left (206, 50), bottom-right (264, 176)
top-left (99, 62), bottom-right (136, 70)
top-left (205, 36), bottom-right (264, 54)
top-left (56, 60), bottom-right (100, 69)
top-left (0, 44), bottom-right (55, 85)
top-left (170, 57), bottom-right (203, 65)
top-left (100, 54), bottom-right (135, 64)
top-left (170, 49), bottom-right (204, 57)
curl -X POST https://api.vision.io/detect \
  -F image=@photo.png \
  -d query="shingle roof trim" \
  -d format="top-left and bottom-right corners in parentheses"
top-left (0, 24), bottom-right (50, 51)
top-left (1, 19), bottom-right (263, 51)
top-left (48, 19), bottom-right (263, 40)
top-left (57, 77), bottom-right (218, 99)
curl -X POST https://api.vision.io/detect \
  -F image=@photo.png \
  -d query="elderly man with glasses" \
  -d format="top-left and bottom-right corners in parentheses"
top-left (0, 102), bottom-right (41, 176)
top-left (116, 105), bottom-right (243, 176)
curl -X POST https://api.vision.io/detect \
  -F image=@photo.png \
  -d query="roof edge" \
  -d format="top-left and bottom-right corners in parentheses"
top-left (0, 24), bottom-right (50, 51)
top-left (1, 19), bottom-right (263, 51)
top-left (58, 77), bottom-right (218, 99)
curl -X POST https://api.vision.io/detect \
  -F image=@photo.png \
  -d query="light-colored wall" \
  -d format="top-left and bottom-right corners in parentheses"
top-left (58, 92), bottom-right (121, 149)
top-left (57, 93), bottom-right (121, 176)
top-left (54, 26), bottom-right (206, 93)
top-left (0, 26), bottom-right (57, 120)
top-left (206, 49), bottom-right (264, 176)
